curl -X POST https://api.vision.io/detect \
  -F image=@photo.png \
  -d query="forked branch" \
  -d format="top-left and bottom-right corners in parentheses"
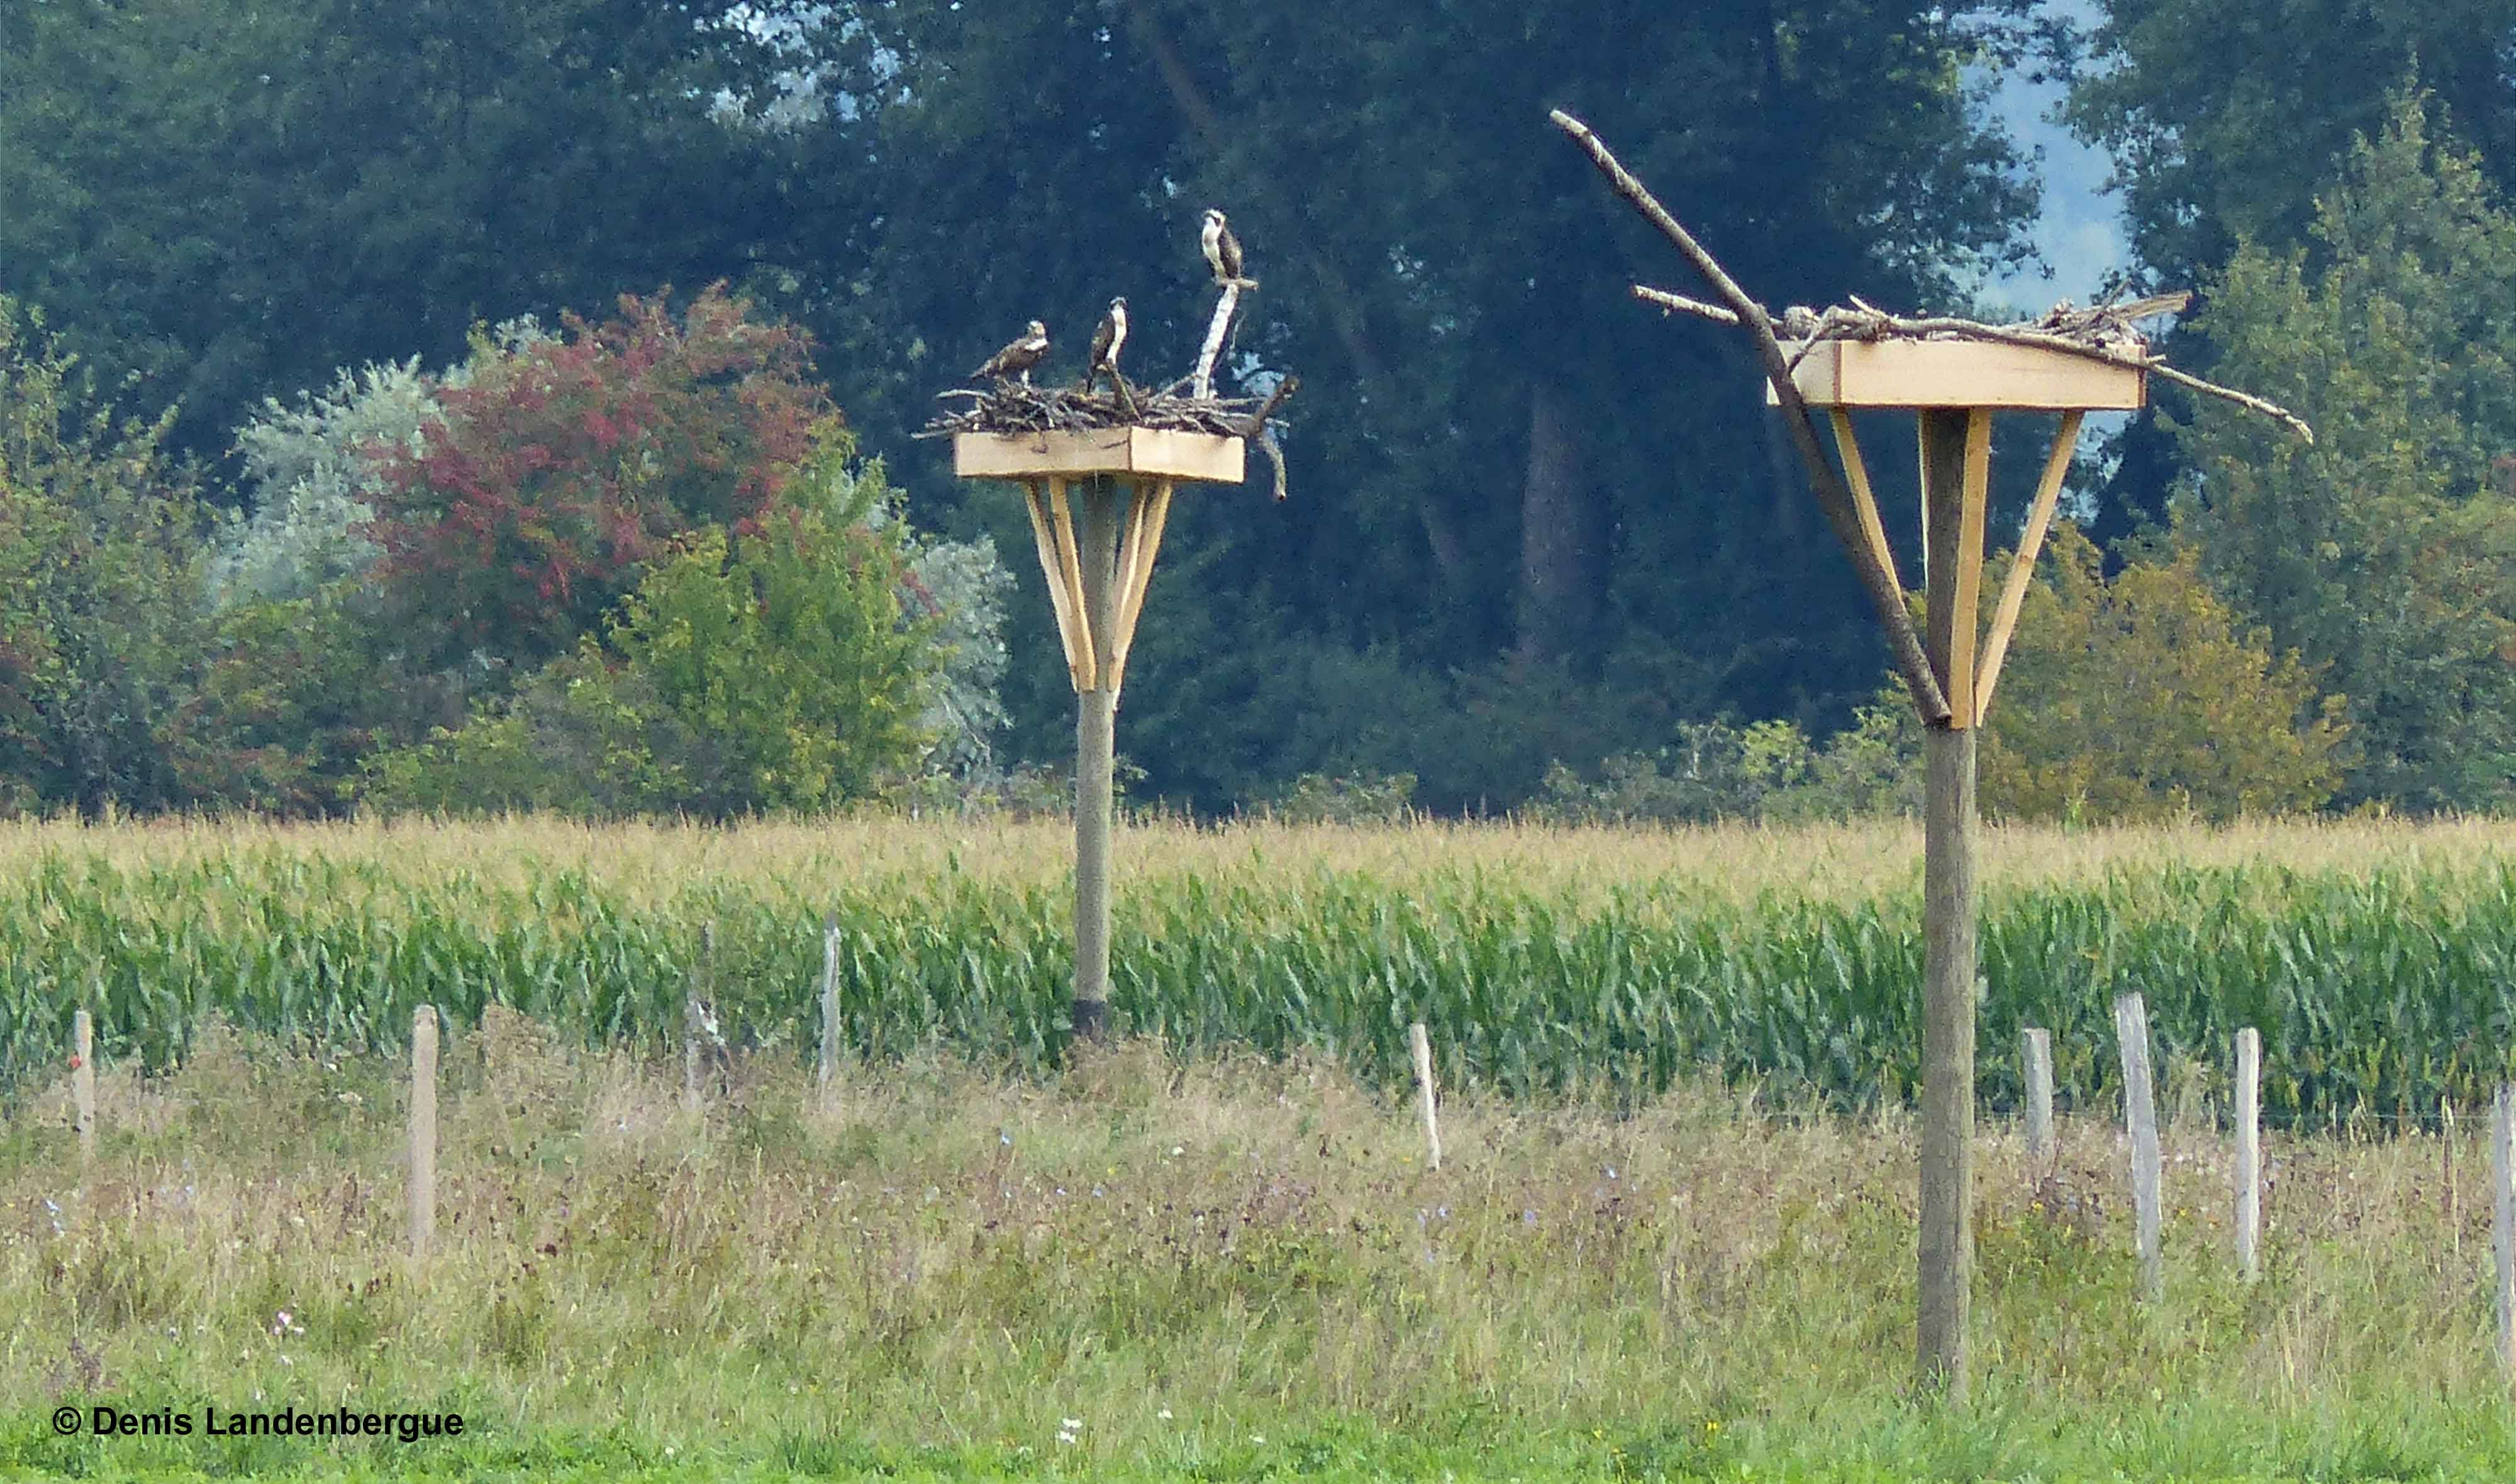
top-left (1554, 109), bottom-right (1951, 725)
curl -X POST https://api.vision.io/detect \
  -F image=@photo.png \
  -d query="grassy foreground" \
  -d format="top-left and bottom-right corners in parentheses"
top-left (2, 1020), bottom-right (2510, 1481)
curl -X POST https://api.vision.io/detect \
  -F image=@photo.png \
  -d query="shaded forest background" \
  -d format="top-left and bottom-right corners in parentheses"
top-left (2, 0), bottom-right (2513, 821)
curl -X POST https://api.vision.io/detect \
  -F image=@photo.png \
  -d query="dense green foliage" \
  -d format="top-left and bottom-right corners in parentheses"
top-left (11, 837), bottom-right (2516, 1124)
top-left (0, 0), bottom-right (2069, 816)
top-left (0, 299), bottom-right (211, 816)
top-left (1979, 525), bottom-right (2347, 821)
top-left (364, 458), bottom-right (938, 816)
top-left (2166, 99), bottom-right (2516, 811)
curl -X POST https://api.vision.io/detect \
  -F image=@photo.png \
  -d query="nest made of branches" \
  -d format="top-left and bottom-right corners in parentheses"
top-left (922, 375), bottom-right (1300, 499)
top-left (919, 379), bottom-right (1276, 439)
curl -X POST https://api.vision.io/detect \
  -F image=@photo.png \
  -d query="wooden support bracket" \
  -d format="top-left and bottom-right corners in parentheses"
top-left (1921, 409), bottom-right (1991, 729)
top-left (1021, 475), bottom-right (1178, 696)
top-left (1024, 480), bottom-right (1090, 692)
top-left (1106, 479), bottom-right (1176, 698)
top-left (1974, 410), bottom-right (2085, 721)
top-left (1047, 478), bottom-right (1101, 690)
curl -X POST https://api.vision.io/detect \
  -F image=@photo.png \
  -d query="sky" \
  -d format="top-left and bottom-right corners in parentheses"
top-left (1975, 1), bottom-right (2132, 313)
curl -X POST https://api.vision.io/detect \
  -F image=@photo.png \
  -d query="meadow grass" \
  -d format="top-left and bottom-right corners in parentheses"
top-left (1, 1017), bottom-right (2510, 1481)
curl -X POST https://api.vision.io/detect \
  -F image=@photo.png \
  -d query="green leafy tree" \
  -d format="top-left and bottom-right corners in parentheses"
top-left (1979, 525), bottom-right (2346, 822)
top-left (0, 0), bottom-right (805, 461)
top-left (2168, 97), bottom-right (2516, 809)
top-left (2068, 0), bottom-right (2516, 285)
top-left (0, 299), bottom-right (211, 815)
top-left (365, 455), bottom-right (936, 818)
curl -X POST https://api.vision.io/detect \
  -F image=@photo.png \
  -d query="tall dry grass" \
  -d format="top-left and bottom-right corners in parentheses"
top-left (1, 1021), bottom-right (2510, 1477)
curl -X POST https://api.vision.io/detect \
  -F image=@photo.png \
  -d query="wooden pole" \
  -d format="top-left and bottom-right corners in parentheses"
top-left (1409, 1022), bottom-right (1442, 1171)
top-left (2235, 1027), bottom-right (2261, 1281)
top-left (1917, 723), bottom-right (1978, 1395)
top-left (410, 1005), bottom-right (437, 1261)
top-left (1914, 407), bottom-right (1984, 1399)
top-left (2115, 992), bottom-right (2163, 1302)
top-left (72, 1008), bottom-right (95, 1164)
top-left (817, 912), bottom-right (842, 1100)
top-left (2495, 1084), bottom-right (2514, 1375)
top-left (1071, 478), bottom-right (1122, 1043)
top-left (2022, 1027), bottom-right (2054, 1170)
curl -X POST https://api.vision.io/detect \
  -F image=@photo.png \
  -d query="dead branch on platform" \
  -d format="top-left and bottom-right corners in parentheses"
top-left (1553, 109), bottom-right (1951, 725)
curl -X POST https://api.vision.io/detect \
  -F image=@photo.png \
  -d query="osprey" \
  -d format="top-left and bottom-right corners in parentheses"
top-left (1200, 209), bottom-right (1246, 285)
top-left (972, 319), bottom-right (1050, 384)
top-left (1084, 297), bottom-right (1128, 391)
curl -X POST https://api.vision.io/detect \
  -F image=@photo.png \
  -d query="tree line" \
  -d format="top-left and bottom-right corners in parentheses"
top-left (0, 0), bottom-right (2510, 821)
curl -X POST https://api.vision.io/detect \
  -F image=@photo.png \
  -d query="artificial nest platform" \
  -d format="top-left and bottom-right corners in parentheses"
top-left (924, 378), bottom-right (1296, 498)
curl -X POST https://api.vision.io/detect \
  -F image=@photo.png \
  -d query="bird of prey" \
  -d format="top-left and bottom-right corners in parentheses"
top-left (1084, 297), bottom-right (1128, 392)
top-left (1200, 209), bottom-right (1248, 285)
top-left (972, 320), bottom-right (1050, 384)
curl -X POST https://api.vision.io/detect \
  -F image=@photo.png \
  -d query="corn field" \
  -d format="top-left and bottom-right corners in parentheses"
top-left (4, 816), bottom-right (2515, 1122)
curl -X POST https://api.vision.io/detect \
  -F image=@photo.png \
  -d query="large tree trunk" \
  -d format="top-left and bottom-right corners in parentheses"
top-left (1515, 381), bottom-right (1607, 663)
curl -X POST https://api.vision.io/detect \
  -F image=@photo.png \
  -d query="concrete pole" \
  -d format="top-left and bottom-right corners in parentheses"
top-left (1070, 478), bottom-right (1123, 1043)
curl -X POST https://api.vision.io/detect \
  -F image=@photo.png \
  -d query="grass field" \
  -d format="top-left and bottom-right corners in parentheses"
top-left (7, 816), bottom-right (2516, 1480)
top-left (3, 1017), bottom-right (2512, 1481)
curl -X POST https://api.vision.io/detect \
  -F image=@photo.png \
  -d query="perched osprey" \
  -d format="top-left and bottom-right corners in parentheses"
top-left (1084, 297), bottom-right (1128, 391)
top-left (1200, 209), bottom-right (1247, 285)
top-left (972, 319), bottom-right (1050, 384)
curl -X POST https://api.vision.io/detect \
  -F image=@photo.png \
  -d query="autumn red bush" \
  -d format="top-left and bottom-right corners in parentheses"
top-left (365, 285), bottom-right (833, 673)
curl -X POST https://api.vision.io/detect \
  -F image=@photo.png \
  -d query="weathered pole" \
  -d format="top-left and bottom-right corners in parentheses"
top-left (1915, 407), bottom-right (1985, 1398)
top-left (1071, 477), bottom-right (1123, 1043)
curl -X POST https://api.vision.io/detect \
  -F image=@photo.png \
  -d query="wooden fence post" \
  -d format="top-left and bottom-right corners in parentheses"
top-left (2022, 1026), bottom-right (2053, 1170)
top-left (2494, 1084), bottom-right (2513, 1375)
top-left (2114, 992), bottom-right (2162, 1302)
top-left (72, 1008), bottom-right (95, 1165)
top-left (1409, 1022), bottom-right (1441, 1171)
top-left (2445, 1100), bottom-right (2459, 1255)
top-left (2235, 1026), bottom-right (2261, 1282)
top-left (684, 922), bottom-right (714, 1114)
top-left (817, 913), bottom-right (842, 1101)
top-left (410, 1005), bottom-right (437, 1261)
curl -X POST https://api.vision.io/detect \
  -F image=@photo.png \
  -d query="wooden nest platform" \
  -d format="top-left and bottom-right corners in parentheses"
top-left (925, 377), bottom-right (1298, 499)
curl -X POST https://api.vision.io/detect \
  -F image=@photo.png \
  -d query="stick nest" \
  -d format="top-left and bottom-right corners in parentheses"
top-left (919, 380), bottom-right (1272, 439)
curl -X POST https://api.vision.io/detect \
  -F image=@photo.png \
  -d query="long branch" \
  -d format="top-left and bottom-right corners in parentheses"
top-left (1556, 110), bottom-right (1951, 725)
